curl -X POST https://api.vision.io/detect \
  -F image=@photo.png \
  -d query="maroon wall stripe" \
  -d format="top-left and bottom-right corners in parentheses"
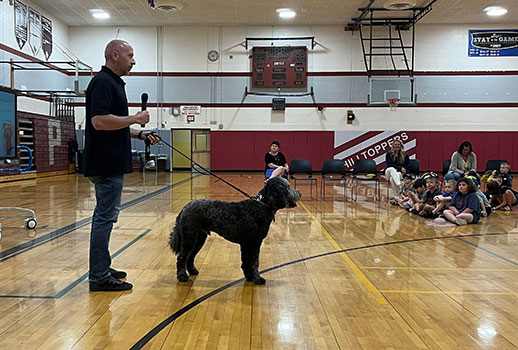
top-left (95, 71), bottom-right (518, 77)
top-left (70, 102), bottom-right (518, 108)
top-left (210, 130), bottom-right (518, 173)
top-left (3, 43), bottom-right (518, 78)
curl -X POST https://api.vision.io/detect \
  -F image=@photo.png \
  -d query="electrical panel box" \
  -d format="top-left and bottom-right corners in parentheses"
top-left (252, 46), bottom-right (307, 88)
top-left (272, 98), bottom-right (286, 111)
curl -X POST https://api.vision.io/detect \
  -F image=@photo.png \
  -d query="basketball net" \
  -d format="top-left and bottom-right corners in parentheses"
top-left (388, 98), bottom-right (400, 112)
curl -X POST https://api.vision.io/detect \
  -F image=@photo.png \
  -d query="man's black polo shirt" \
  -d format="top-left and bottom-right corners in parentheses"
top-left (84, 66), bottom-right (132, 177)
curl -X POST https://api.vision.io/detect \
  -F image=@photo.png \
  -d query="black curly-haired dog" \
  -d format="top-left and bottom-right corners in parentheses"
top-left (169, 177), bottom-right (301, 284)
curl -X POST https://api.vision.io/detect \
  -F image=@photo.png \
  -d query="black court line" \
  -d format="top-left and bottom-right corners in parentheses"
top-left (0, 176), bottom-right (194, 263)
top-left (130, 231), bottom-right (518, 350)
top-left (405, 214), bottom-right (518, 267)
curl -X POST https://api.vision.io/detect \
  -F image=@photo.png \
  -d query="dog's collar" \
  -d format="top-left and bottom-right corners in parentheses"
top-left (253, 194), bottom-right (277, 219)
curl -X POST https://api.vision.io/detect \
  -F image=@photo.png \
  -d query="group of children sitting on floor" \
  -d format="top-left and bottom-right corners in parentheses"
top-left (390, 161), bottom-right (516, 226)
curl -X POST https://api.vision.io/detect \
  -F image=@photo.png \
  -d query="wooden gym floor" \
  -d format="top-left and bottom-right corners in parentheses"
top-left (0, 172), bottom-right (517, 349)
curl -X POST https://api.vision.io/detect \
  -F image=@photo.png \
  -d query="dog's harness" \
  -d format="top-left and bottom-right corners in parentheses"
top-left (253, 194), bottom-right (277, 221)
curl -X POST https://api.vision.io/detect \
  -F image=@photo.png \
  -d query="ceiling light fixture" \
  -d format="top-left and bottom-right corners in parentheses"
top-left (276, 8), bottom-right (296, 19)
top-left (382, 0), bottom-right (417, 11)
top-left (484, 6), bottom-right (508, 16)
top-left (90, 9), bottom-right (110, 19)
top-left (148, 0), bottom-right (184, 12)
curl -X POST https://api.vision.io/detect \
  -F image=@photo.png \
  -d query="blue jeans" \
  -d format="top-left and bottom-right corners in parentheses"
top-left (88, 175), bottom-right (124, 281)
top-left (444, 172), bottom-right (461, 181)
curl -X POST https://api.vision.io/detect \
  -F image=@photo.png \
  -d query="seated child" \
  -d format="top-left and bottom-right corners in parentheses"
top-left (391, 174), bottom-right (415, 206)
top-left (492, 161), bottom-right (513, 188)
top-left (418, 173), bottom-right (442, 218)
top-left (487, 179), bottom-right (518, 211)
top-left (431, 179), bottom-right (456, 216)
top-left (467, 174), bottom-right (491, 217)
top-left (405, 178), bottom-right (426, 213)
top-left (443, 177), bottom-right (481, 226)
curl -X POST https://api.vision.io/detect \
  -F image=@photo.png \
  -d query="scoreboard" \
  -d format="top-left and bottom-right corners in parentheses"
top-left (251, 46), bottom-right (307, 88)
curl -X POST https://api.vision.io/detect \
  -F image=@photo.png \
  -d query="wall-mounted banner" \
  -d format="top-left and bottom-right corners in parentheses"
top-left (41, 15), bottom-right (52, 60)
top-left (334, 131), bottom-right (416, 171)
top-left (468, 30), bottom-right (518, 57)
top-left (28, 7), bottom-right (41, 56)
top-left (14, 0), bottom-right (28, 50)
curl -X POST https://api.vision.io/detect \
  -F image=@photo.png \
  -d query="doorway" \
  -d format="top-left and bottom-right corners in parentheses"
top-left (170, 129), bottom-right (210, 171)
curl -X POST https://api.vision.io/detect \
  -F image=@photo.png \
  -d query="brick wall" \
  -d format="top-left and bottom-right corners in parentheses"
top-left (17, 112), bottom-right (75, 173)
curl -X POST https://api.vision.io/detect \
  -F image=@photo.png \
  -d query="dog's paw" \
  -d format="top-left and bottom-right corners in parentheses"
top-left (253, 277), bottom-right (266, 285)
top-left (187, 266), bottom-right (199, 275)
top-left (177, 272), bottom-right (189, 282)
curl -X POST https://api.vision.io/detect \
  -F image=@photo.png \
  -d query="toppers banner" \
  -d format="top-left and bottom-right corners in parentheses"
top-left (334, 131), bottom-right (416, 171)
top-left (468, 30), bottom-right (518, 57)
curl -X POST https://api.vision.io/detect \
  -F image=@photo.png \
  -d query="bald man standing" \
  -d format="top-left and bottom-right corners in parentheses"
top-left (84, 40), bottom-right (158, 291)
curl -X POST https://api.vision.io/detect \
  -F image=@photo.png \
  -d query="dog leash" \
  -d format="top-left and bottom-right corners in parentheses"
top-left (147, 133), bottom-right (255, 200)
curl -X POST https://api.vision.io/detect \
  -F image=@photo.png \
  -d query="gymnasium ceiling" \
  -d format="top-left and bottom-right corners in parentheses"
top-left (26, 0), bottom-right (517, 26)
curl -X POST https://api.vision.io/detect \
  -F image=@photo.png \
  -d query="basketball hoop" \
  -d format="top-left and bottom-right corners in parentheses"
top-left (388, 98), bottom-right (400, 111)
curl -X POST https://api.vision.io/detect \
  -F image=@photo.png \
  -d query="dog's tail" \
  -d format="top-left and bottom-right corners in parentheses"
top-left (169, 210), bottom-right (183, 255)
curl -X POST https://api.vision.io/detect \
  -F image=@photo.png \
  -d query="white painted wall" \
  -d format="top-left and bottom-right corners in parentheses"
top-left (3, 17), bottom-right (518, 131)
top-left (70, 23), bottom-right (518, 73)
top-left (70, 22), bottom-right (518, 132)
top-left (416, 23), bottom-right (518, 71)
top-left (71, 105), bottom-right (518, 133)
top-left (68, 26), bottom-right (158, 72)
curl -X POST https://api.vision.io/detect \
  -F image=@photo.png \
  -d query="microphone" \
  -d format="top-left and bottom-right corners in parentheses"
top-left (140, 93), bottom-right (148, 127)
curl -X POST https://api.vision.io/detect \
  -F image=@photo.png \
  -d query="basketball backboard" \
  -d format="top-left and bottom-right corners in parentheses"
top-left (368, 77), bottom-right (416, 105)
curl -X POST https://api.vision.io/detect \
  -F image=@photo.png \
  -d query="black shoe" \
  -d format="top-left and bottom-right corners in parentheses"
top-left (110, 268), bottom-right (127, 279)
top-left (89, 275), bottom-right (133, 292)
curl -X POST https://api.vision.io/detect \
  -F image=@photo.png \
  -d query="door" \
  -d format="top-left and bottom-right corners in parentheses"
top-left (191, 129), bottom-right (210, 172)
top-left (171, 129), bottom-right (191, 170)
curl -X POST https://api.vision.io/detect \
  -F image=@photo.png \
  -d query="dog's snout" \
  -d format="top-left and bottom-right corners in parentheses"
top-left (290, 189), bottom-right (302, 201)
top-left (287, 189), bottom-right (302, 207)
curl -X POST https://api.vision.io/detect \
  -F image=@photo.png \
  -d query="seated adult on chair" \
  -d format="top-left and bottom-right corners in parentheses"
top-left (264, 140), bottom-right (289, 180)
top-left (384, 139), bottom-right (409, 201)
top-left (445, 141), bottom-right (477, 181)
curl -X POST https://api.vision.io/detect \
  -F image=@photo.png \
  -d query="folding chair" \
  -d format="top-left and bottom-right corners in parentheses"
top-left (442, 159), bottom-right (451, 178)
top-left (408, 159), bottom-right (420, 176)
top-left (289, 159), bottom-right (318, 199)
top-left (351, 159), bottom-right (380, 201)
top-left (321, 159), bottom-right (347, 200)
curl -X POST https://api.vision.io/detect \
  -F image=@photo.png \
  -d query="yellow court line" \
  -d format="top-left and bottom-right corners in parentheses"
top-left (300, 201), bottom-right (388, 305)
top-left (362, 267), bottom-right (518, 272)
top-left (379, 290), bottom-right (518, 296)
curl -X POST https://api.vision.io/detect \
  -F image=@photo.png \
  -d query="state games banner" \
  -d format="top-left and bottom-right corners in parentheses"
top-left (468, 30), bottom-right (518, 57)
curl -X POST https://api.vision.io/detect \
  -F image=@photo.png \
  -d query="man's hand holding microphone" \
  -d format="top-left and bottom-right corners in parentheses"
top-left (136, 92), bottom-right (159, 144)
